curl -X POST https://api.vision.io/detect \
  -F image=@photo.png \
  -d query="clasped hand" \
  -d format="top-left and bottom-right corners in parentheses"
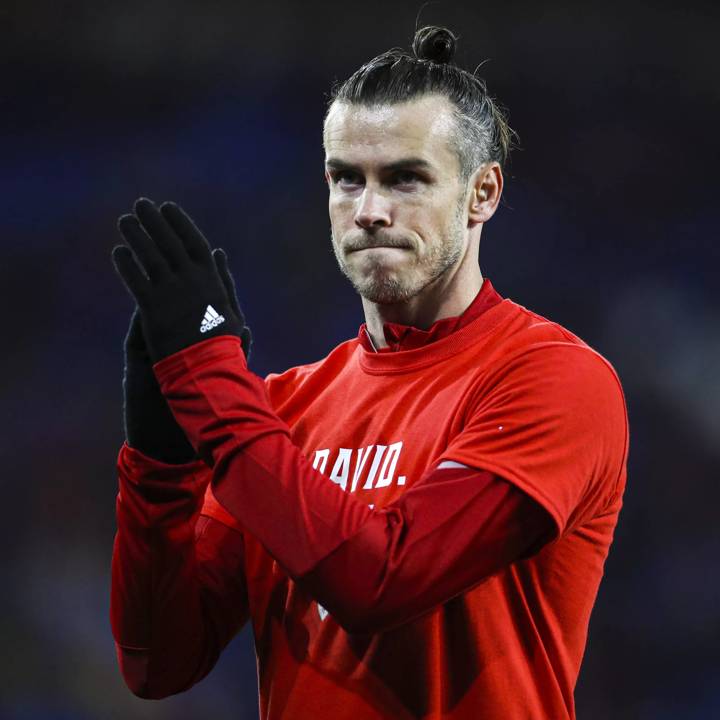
top-left (111, 197), bottom-right (251, 363)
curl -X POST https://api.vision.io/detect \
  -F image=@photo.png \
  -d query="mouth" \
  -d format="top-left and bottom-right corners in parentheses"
top-left (349, 245), bottom-right (412, 253)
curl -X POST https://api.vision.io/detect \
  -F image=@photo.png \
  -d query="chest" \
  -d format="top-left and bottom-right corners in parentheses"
top-left (283, 367), bottom-right (481, 507)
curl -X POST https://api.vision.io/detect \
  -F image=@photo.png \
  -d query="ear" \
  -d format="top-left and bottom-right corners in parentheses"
top-left (467, 162), bottom-right (503, 226)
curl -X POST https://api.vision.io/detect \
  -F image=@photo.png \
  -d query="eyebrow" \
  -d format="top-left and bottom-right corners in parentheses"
top-left (325, 157), bottom-right (432, 173)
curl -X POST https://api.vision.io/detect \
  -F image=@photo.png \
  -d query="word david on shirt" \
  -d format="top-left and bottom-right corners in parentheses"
top-left (312, 441), bottom-right (406, 493)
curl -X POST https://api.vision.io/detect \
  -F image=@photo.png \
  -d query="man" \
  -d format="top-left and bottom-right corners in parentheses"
top-left (110, 26), bottom-right (629, 720)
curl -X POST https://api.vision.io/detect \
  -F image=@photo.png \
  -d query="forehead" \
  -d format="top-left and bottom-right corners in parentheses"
top-left (323, 95), bottom-right (459, 170)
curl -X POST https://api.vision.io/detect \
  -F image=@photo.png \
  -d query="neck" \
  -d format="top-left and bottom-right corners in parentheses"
top-left (362, 255), bottom-right (483, 350)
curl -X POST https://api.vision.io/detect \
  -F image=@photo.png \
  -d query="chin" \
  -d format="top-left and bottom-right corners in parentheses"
top-left (353, 273), bottom-right (421, 305)
top-left (338, 252), bottom-right (426, 304)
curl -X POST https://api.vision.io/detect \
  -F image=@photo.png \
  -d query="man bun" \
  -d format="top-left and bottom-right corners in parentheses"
top-left (329, 25), bottom-right (516, 175)
top-left (412, 26), bottom-right (457, 64)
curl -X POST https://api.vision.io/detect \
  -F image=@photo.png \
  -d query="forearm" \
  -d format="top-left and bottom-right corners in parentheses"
top-left (155, 337), bottom-right (556, 634)
top-left (300, 464), bottom-right (555, 633)
top-left (202, 431), bottom-right (553, 634)
top-left (111, 444), bottom-right (248, 697)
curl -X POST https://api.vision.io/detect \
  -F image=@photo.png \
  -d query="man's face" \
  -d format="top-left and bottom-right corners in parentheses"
top-left (324, 95), bottom-right (469, 305)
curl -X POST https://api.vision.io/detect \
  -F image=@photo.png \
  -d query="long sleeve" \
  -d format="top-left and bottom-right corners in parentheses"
top-left (299, 462), bottom-right (554, 633)
top-left (110, 443), bottom-right (250, 698)
top-left (154, 336), bottom-right (556, 634)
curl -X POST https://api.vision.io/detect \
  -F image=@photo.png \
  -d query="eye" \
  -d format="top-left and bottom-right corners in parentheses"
top-left (332, 171), bottom-right (364, 188)
top-left (393, 170), bottom-right (422, 186)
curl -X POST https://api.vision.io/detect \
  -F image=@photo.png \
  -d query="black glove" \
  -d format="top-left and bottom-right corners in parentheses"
top-left (121, 250), bottom-right (253, 464)
top-left (122, 306), bottom-right (197, 463)
top-left (112, 198), bottom-right (250, 363)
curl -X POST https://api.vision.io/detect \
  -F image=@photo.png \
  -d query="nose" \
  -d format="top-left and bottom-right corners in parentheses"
top-left (354, 187), bottom-right (392, 230)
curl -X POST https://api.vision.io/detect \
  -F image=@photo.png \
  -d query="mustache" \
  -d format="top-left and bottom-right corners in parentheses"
top-left (345, 232), bottom-right (414, 252)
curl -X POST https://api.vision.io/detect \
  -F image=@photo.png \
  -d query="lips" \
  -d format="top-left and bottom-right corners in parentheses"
top-left (346, 234), bottom-right (413, 252)
top-left (350, 244), bottom-right (411, 252)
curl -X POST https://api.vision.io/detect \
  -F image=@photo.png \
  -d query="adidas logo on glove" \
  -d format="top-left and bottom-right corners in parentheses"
top-left (200, 304), bottom-right (226, 333)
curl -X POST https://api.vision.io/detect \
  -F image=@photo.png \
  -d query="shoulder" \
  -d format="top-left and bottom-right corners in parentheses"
top-left (489, 298), bottom-right (624, 391)
top-left (470, 299), bottom-right (629, 464)
top-left (489, 299), bottom-right (628, 464)
top-left (452, 301), bottom-right (629, 523)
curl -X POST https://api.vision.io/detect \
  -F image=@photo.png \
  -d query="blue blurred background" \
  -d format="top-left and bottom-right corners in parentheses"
top-left (2, 1), bottom-right (718, 717)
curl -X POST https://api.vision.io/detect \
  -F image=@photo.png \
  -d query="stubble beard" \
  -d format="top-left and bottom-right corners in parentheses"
top-left (331, 204), bottom-right (466, 305)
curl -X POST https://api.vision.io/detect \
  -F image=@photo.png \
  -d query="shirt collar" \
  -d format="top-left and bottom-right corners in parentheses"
top-left (357, 278), bottom-right (503, 353)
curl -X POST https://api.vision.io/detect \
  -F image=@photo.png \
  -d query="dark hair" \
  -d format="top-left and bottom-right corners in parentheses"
top-left (327, 26), bottom-right (515, 181)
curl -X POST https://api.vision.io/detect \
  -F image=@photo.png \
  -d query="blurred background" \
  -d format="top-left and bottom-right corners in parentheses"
top-left (2, 0), bottom-right (718, 718)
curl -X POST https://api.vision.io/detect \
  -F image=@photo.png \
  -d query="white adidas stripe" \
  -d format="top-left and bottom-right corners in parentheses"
top-left (199, 304), bottom-right (226, 333)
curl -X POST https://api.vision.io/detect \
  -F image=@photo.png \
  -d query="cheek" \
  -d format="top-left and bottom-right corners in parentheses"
top-left (413, 206), bottom-right (445, 233)
top-left (327, 206), bottom-right (347, 241)
top-left (430, 198), bottom-right (461, 229)
top-left (329, 197), bottom-right (355, 226)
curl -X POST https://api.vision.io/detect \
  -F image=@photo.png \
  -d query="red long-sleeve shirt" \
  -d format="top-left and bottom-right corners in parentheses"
top-left (110, 279), bottom-right (628, 719)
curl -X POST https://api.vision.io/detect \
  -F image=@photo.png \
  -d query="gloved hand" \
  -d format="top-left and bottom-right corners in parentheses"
top-left (112, 197), bottom-right (251, 363)
top-left (122, 306), bottom-right (197, 463)
top-left (121, 249), bottom-right (253, 464)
